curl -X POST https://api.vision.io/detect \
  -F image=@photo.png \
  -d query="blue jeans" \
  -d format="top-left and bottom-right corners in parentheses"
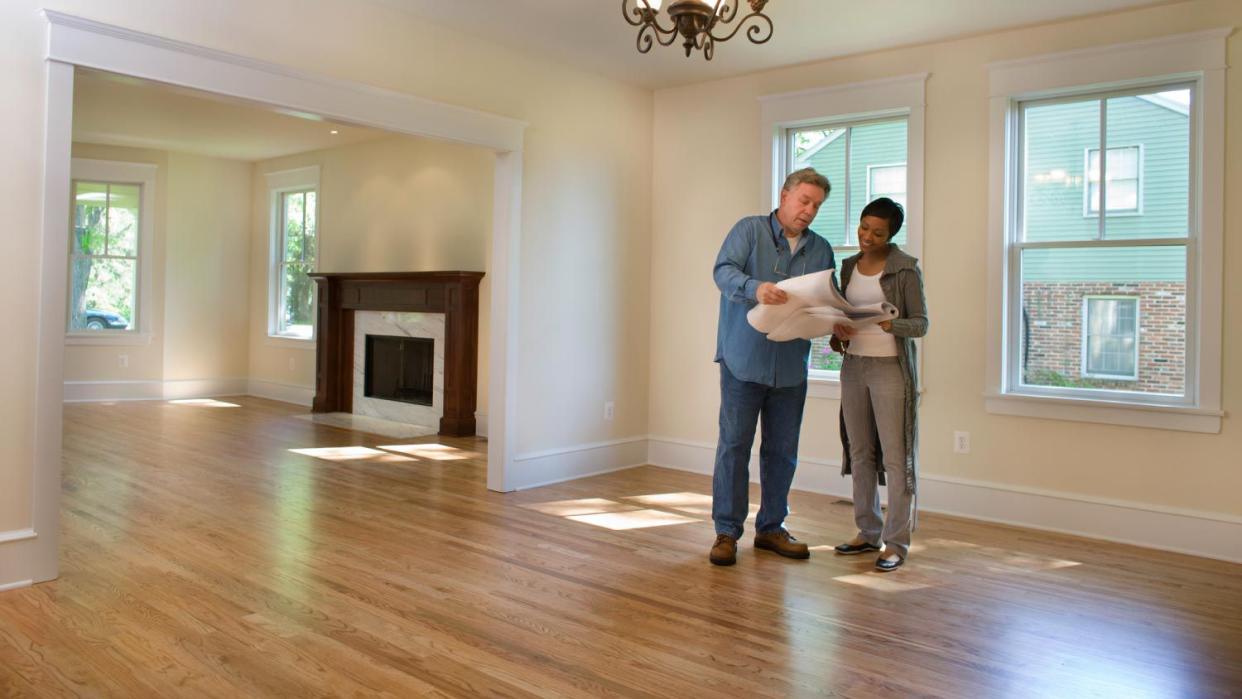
top-left (712, 362), bottom-right (808, 539)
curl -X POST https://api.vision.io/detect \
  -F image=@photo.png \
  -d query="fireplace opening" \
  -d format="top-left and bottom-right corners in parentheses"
top-left (364, 335), bottom-right (434, 406)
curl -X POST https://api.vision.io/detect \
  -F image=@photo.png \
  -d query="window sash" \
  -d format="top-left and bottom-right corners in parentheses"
top-left (1006, 81), bottom-right (1197, 406)
top-left (271, 187), bottom-right (318, 339)
top-left (67, 180), bottom-right (143, 334)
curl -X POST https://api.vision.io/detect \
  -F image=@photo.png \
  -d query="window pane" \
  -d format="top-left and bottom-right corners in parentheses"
top-left (795, 127), bottom-right (848, 248)
top-left (1020, 245), bottom-right (1185, 396)
top-left (1103, 89), bottom-right (1190, 238)
top-left (107, 184), bottom-right (140, 257)
top-left (73, 182), bottom-right (108, 255)
top-left (808, 337), bottom-right (843, 373)
top-left (283, 192), bottom-right (305, 263)
top-left (279, 262), bottom-right (315, 338)
top-left (1023, 98), bottom-right (1100, 242)
top-left (849, 120), bottom-right (908, 245)
top-left (69, 257), bottom-right (136, 332)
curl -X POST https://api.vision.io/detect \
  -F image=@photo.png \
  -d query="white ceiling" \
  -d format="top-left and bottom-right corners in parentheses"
top-left (379, 0), bottom-right (1175, 89)
top-left (72, 69), bottom-right (391, 162)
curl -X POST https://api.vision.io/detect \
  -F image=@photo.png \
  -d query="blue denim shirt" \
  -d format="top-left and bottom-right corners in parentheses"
top-left (713, 212), bottom-right (836, 387)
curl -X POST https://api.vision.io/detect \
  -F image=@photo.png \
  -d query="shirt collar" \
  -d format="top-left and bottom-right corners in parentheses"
top-left (769, 210), bottom-right (806, 250)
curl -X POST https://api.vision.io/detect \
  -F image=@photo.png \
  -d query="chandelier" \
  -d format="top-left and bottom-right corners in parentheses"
top-left (622, 0), bottom-right (773, 61)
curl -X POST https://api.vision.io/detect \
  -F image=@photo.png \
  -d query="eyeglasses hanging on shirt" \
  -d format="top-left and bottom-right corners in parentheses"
top-left (772, 245), bottom-right (809, 278)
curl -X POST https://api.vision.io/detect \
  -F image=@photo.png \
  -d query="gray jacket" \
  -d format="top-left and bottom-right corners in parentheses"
top-left (836, 245), bottom-right (928, 493)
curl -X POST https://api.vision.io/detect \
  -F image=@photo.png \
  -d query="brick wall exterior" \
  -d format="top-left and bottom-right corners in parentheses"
top-left (1022, 281), bottom-right (1185, 394)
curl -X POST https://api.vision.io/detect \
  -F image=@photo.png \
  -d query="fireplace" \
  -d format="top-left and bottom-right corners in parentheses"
top-left (365, 335), bottom-right (434, 406)
top-left (308, 271), bottom-right (483, 437)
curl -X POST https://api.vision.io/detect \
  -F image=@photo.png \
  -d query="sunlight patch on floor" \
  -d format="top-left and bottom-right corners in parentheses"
top-left (288, 446), bottom-right (416, 463)
top-left (378, 443), bottom-right (473, 461)
top-left (169, 399), bottom-right (240, 408)
top-left (520, 498), bottom-right (641, 517)
top-left (833, 573), bottom-right (932, 592)
top-left (567, 509), bottom-right (700, 531)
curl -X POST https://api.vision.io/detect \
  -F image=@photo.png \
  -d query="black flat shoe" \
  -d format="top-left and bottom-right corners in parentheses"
top-left (875, 553), bottom-right (905, 572)
top-left (834, 541), bottom-right (881, 555)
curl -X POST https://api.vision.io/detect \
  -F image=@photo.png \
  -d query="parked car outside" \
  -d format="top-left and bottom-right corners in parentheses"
top-left (84, 309), bottom-right (129, 330)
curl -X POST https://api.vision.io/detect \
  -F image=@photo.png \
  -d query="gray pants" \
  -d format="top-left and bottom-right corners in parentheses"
top-left (841, 354), bottom-right (912, 558)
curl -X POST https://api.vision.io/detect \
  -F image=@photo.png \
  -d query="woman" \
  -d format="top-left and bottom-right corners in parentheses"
top-left (830, 197), bottom-right (928, 572)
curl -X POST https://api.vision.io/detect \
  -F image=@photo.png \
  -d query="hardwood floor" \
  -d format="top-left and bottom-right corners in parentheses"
top-left (1, 397), bottom-right (1239, 697)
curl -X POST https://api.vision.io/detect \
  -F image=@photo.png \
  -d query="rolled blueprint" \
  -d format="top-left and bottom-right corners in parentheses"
top-left (747, 269), bottom-right (898, 341)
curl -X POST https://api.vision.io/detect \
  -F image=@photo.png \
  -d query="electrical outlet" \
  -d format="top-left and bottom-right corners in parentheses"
top-left (604, 401), bottom-right (615, 421)
top-left (118, 354), bottom-right (128, 368)
top-left (953, 431), bottom-right (970, 454)
top-left (288, 357), bottom-right (296, 371)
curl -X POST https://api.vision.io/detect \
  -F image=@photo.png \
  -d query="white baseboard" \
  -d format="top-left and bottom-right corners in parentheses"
top-left (646, 435), bottom-right (1242, 564)
top-left (512, 436), bottom-right (648, 491)
top-left (246, 379), bottom-right (315, 407)
top-left (0, 529), bottom-right (36, 544)
top-left (64, 378), bottom-right (248, 403)
top-left (475, 412), bottom-right (488, 438)
top-left (0, 529), bottom-right (39, 593)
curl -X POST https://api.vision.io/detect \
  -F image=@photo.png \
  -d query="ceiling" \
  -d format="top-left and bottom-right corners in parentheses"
top-left (73, 69), bottom-right (391, 162)
top-left (378, 0), bottom-right (1176, 89)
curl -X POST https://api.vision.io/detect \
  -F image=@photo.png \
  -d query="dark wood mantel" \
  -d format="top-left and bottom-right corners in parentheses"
top-left (309, 271), bottom-right (484, 437)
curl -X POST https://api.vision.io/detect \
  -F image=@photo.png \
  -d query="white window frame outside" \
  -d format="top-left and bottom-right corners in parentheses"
top-left (866, 162), bottom-right (909, 210)
top-left (760, 73), bottom-right (926, 398)
top-left (985, 29), bottom-right (1226, 433)
top-left (1081, 295), bottom-right (1140, 381)
top-left (1083, 144), bottom-right (1143, 217)
top-left (65, 158), bottom-right (156, 347)
top-left (265, 165), bottom-right (320, 346)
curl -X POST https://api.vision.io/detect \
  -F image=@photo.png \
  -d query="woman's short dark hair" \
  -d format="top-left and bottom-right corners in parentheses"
top-left (861, 197), bottom-right (905, 237)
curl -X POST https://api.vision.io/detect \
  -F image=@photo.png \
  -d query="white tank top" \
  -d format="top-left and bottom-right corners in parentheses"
top-left (844, 269), bottom-right (898, 357)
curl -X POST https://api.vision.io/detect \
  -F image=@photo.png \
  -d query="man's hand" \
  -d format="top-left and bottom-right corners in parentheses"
top-left (878, 320), bottom-right (893, 332)
top-left (756, 282), bottom-right (788, 305)
top-left (832, 323), bottom-right (855, 339)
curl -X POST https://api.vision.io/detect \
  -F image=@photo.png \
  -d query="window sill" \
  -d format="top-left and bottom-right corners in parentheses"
top-left (265, 335), bottom-right (315, 349)
top-left (65, 332), bottom-right (152, 347)
top-left (984, 391), bottom-right (1222, 434)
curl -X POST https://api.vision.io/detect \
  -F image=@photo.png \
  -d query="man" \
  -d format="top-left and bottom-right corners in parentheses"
top-left (709, 167), bottom-right (835, 566)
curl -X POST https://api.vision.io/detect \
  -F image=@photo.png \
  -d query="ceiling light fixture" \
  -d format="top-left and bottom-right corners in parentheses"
top-left (329, 129), bottom-right (339, 135)
top-left (622, 0), bottom-right (772, 61)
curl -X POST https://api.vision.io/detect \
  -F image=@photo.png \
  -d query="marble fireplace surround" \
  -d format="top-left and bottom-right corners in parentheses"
top-left (353, 311), bottom-right (444, 429)
top-left (309, 271), bottom-right (484, 437)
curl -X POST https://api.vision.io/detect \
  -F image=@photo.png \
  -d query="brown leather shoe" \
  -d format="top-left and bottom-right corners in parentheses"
top-left (709, 534), bottom-right (737, 566)
top-left (753, 529), bottom-right (810, 559)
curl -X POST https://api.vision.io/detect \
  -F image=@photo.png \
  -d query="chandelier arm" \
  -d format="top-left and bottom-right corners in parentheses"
top-left (715, 0), bottom-right (738, 24)
top-left (637, 22), bottom-right (680, 53)
top-left (707, 11), bottom-right (773, 45)
top-left (702, 35), bottom-right (715, 61)
top-left (621, 0), bottom-right (647, 27)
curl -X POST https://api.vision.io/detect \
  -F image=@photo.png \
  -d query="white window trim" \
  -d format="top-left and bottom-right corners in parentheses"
top-left (1083, 144), bottom-right (1143, 217)
top-left (1080, 295), bottom-right (1140, 381)
top-left (265, 165), bottom-right (320, 346)
top-left (760, 73), bottom-right (926, 393)
top-left (985, 29), bottom-right (1227, 434)
top-left (65, 159), bottom-right (156, 346)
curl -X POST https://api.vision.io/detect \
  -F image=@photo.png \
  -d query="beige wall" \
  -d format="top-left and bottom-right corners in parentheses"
top-left (650, 0), bottom-right (1241, 516)
top-left (163, 152), bottom-right (251, 381)
top-left (2, 0), bottom-right (652, 539)
top-left (248, 134), bottom-right (496, 413)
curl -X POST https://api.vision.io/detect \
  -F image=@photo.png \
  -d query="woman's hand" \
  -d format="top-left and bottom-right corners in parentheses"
top-left (832, 323), bottom-right (854, 339)
top-left (878, 320), bottom-right (892, 332)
